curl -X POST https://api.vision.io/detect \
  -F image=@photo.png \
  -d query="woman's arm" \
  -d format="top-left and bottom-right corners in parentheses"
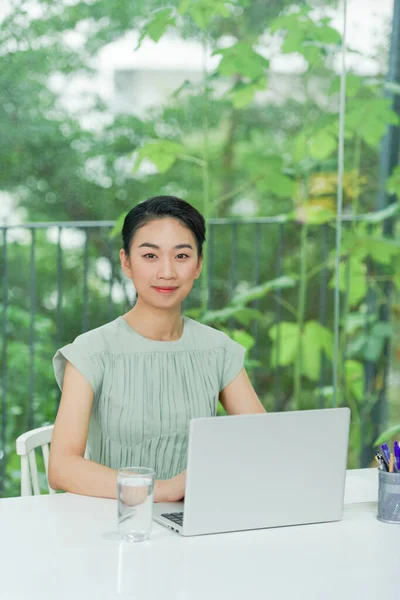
top-left (48, 361), bottom-right (184, 502)
top-left (219, 368), bottom-right (266, 415)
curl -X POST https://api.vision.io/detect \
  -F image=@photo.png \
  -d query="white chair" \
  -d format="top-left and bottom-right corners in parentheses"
top-left (16, 425), bottom-right (90, 496)
top-left (16, 424), bottom-right (55, 496)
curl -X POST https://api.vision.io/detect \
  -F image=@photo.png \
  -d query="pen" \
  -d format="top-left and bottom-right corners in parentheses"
top-left (374, 451), bottom-right (387, 471)
top-left (381, 443), bottom-right (391, 466)
top-left (389, 453), bottom-right (394, 473)
top-left (394, 441), bottom-right (400, 473)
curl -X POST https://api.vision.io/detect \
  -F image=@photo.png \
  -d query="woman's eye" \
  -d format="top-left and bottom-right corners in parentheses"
top-left (143, 254), bottom-right (189, 259)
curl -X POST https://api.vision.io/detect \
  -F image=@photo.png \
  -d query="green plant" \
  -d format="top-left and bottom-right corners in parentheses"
top-left (375, 425), bottom-right (400, 447)
top-left (2, 0), bottom-right (399, 497)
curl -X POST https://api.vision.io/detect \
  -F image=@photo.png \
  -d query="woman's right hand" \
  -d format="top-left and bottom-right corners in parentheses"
top-left (155, 469), bottom-right (186, 503)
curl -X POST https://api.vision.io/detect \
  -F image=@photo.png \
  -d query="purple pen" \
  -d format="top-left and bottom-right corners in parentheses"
top-left (394, 441), bottom-right (400, 472)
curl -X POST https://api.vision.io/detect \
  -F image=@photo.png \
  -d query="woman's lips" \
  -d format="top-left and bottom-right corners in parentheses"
top-left (152, 287), bottom-right (178, 294)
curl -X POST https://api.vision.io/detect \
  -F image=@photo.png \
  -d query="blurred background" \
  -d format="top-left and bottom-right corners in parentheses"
top-left (1, 0), bottom-right (400, 497)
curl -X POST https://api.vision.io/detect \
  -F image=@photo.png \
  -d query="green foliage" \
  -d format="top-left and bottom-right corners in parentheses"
top-left (375, 425), bottom-right (400, 446)
top-left (136, 8), bottom-right (176, 47)
top-left (387, 165), bottom-right (400, 196)
top-left (269, 320), bottom-right (333, 381)
top-left (270, 7), bottom-right (341, 66)
top-left (134, 140), bottom-right (185, 173)
top-left (1, 0), bottom-right (399, 496)
top-left (180, 0), bottom-right (232, 29)
top-left (214, 41), bottom-right (269, 79)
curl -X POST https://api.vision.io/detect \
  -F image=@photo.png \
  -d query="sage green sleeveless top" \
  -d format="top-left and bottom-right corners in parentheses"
top-left (53, 315), bottom-right (246, 480)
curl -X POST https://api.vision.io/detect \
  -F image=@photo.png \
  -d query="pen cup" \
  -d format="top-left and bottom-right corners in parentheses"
top-left (377, 470), bottom-right (400, 524)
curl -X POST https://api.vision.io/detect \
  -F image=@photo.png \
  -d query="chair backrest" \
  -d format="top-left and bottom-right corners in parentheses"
top-left (16, 425), bottom-right (55, 496)
top-left (16, 425), bottom-right (90, 496)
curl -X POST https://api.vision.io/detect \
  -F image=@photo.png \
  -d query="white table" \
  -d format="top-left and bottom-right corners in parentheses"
top-left (0, 469), bottom-right (398, 600)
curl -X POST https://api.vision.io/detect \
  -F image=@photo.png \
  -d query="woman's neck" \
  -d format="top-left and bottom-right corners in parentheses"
top-left (122, 304), bottom-right (184, 341)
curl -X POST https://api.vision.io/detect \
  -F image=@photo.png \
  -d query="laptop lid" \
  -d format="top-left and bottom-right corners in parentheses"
top-left (182, 407), bottom-right (350, 536)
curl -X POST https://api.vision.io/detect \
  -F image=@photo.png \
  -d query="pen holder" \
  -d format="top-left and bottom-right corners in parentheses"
top-left (377, 470), bottom-right (400, 524)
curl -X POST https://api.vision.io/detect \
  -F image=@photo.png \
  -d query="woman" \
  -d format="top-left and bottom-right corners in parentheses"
top-left (49, 196), bottom-right (265, 502)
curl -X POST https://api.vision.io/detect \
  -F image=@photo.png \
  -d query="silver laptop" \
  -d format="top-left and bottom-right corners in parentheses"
top-left (153, 407), bottom-right (350, 537)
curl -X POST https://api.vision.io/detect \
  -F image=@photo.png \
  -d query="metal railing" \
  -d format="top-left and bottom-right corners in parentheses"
top-left (0, 216), bottom-right (395, 495)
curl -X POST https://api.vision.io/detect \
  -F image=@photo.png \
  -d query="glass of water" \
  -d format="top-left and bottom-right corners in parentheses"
top-left (117, 467), bottom-right (155, 542)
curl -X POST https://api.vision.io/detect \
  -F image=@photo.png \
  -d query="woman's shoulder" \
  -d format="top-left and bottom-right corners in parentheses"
top-left (185, 316), bottom-right (232, 350)
top-left (66, 318), bottom-right (122, 358)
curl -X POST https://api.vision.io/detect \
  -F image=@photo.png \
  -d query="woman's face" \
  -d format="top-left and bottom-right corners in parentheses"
top-left (120, 217), bottom-right (203, 307)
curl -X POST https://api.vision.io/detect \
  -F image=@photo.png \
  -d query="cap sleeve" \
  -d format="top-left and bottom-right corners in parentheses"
top-left (53, 343), bottom-right (103, 397)
top-left (219, 334), bottom-right (246, 392)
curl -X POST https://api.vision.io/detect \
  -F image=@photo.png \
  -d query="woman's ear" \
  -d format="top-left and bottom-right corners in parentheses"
top-left (120, 249), bottom-right (132, 279)
top-left (194, 254), bottom-right (203, 280)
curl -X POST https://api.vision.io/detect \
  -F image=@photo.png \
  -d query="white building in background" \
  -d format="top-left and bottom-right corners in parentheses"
top-left (55, 0), bottom-right (393, 121)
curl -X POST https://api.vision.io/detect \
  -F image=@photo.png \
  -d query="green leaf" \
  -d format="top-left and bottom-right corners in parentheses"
top-left (258, 171), bottom-right (294, 198)
top-left (346, 98), bottom-right (400, 148)
top-left (345, 312), bottom-right (376, 333)
top-left (308, 130), bottom-right (337, 160)
top-left (269, 322), bottom-right (299, 367)
top-left (362, 321), bottom-right (392, 361)
top-left (178, 0), bottom-right (191, 15)
top-left (136, 9), bottom-right (176, 48)
top-left (301, 335), bottom-right (321, 380)
top-left (330, 258), bottom-right (367, 307)
top-left (190, 0), bottom-right (230, 29)
top-left (330, 74), bottom-right (362, 98)
top-left (243, 153), bottom-right (294, 198)
top-left (229, 77), bottom-right (267, 109)
top-left (346, 333), bottom-right (368, 358)
top-left (231, 276), bottom-right (296, 306)
top-left (313, 24), bottom-right (341, 45)
top-left (374, 424), bottom-right (400, 446)
top-left (351, 235), bottom-right (400, 264)
top-left (293, 131), bottom-right (308, 163)
top-left (109, 211), bottom-right (127, 240)
top-left (269, 320), bottom-right (333, 380)
top-left (344, 360), bottom-right (364, 401)
top-left (231, 329), bottom-right (254, 351)
top-left (387, 165), bottom-right (400, 195)
top-left (214, 41), bottom-right (269, 80)
top-left (233, 308), bottom-right (266, 326)
top-left (307, 321), bottom-right (334, 359)
top-left (371, 322), bottom-right (391, 338)
top-left (301, 321), bottom-right (334, 380)
top-left (134, 140), bottom-right (184, 174)
top-left (201, 306), bottom-right (263, 326)
top-left (270, 13), bottom-right (305, 34)
top-left (300, 44), bottom-right (322, 66)
top-left (362, 335), bottom-right (385, 362)
top-left (393, 274), bottom-right (400, 292)
top-left (281, 29), bottom-right (304, 54)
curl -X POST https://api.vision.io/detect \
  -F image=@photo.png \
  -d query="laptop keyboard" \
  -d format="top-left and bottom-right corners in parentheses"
top-left (161, 512), bottom-right (184, 526)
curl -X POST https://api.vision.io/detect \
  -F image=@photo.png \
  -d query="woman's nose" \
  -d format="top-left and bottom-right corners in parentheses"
top-left (157, 258), bottom-right (176, 278)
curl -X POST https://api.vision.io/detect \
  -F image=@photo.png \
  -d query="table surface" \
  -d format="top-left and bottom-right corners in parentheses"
top-left (0, 469), bottom-right (398, 600)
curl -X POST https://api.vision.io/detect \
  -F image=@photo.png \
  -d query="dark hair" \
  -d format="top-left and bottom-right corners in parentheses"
top-left (122, 196), bottom-right (206, 258)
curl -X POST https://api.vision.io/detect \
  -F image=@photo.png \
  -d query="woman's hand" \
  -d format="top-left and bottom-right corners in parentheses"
top-left (120, 483), bottom-right (150, 507)
top-left (154, 469), bottom-right (186, 503)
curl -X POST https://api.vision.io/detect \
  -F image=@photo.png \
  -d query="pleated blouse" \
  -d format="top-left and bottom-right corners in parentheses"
top-left (53, 315), bottom-right (246, 480)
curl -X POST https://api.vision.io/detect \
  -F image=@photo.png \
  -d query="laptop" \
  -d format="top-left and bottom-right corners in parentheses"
top-left (153, 407), bottom-right (350, 536)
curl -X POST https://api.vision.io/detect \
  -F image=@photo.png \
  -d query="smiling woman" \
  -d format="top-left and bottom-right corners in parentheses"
top-left (48, 196), bottom-right (265, 503)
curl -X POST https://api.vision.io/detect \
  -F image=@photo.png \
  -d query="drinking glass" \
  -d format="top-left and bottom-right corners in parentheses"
top-left (117, 467), bottom-right (155, 542)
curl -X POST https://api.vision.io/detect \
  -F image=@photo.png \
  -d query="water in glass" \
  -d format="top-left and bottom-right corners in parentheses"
top-left (118, 469), bottom-right (154, 542)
